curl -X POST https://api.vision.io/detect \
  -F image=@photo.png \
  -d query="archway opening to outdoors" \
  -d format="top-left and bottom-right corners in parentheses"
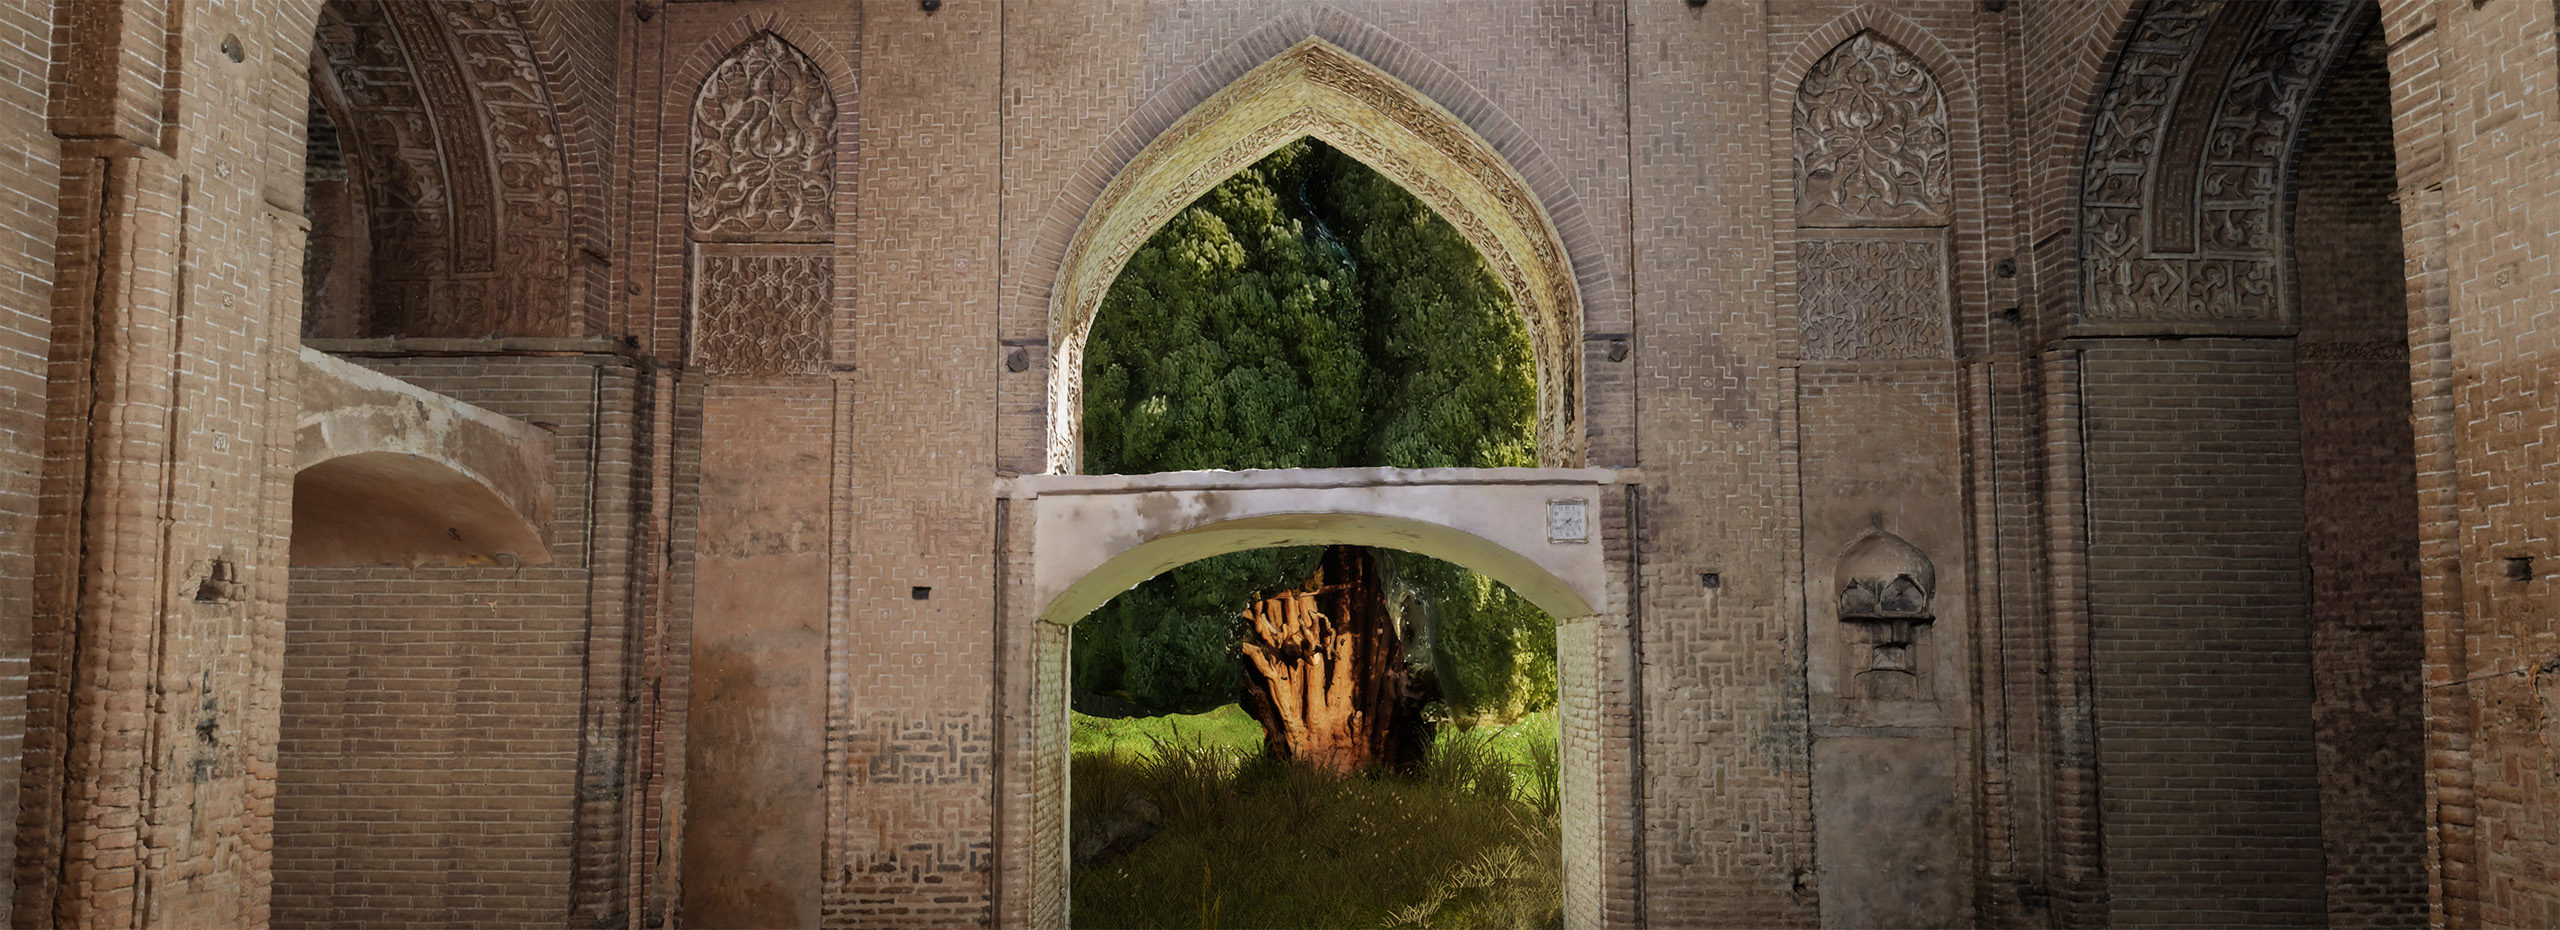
top-left (1038, 127), bottom-right (1601, 928)
top-left (1066, 538), bottom-right (1566, 930)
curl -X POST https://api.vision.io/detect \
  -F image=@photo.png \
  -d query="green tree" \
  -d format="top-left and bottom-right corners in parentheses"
top-left (1318, 147), bottom-right (1553, 724)
top-left (1075, 138), bottom-right (1552, 725)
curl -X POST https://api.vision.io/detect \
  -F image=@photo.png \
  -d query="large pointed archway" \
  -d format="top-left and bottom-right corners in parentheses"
top-left (1002, 35), bottom-right (1620, 930)
top-left (1045, 37), bottom-right (1587, 472)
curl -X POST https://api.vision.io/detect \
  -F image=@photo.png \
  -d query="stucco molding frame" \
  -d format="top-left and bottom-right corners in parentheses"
top-left (1043, 36), bottom-right (1586, 473)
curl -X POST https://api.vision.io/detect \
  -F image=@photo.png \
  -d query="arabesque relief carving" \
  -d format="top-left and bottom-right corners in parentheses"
top-left (435, 0), bottom-right (573, 335)
top-left (686, 32), bottom-right (838, 378)
top-left (1798, 237), bottom-right (1951, 361)
top-left (690, 32), bottom-right (836, 238)
top-left (1793, 32), bottom-right (1951, 227)
top-left (314, 0), bottom-right (573, 337)
top-left (2080, 0), bottom-right (2359, 327)
top-left (693, 252), bottom-right (831, 377)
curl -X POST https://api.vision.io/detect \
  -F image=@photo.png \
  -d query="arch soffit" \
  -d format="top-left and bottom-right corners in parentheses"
top-left (1046, 37), bottom-right (1585, 472)
top-left (2073, 0), bottom-right (2371, 334)
top-left (302, 0), bottom-right (582, 335)
top-left (1036, 510), bottom-right (1600, 628)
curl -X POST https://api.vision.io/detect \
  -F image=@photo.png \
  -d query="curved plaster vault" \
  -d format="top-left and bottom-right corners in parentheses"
top-left (292, 348), bottom-right (556, 567)
top-left (1018, 466), bottom-right (1618, 626)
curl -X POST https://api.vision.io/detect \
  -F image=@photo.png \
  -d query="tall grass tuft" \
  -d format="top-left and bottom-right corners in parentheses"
top-left (1071, 707), bottom-right (1562, 929)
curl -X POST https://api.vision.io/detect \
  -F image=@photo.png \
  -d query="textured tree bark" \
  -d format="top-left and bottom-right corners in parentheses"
top-left (1237, 546), bottom-right (1426, 774)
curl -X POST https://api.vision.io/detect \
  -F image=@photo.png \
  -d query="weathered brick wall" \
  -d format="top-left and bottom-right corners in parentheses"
top-left (2293, 21), bottom-right (2429, 929)
top-left (276, 354), bottom-right (641, 929)
top-left (1624, 6), bottom-right (1808, 923)
top-left (2081, 341), bottom-right (2327, 924)
top-left (837, 2), bottom-right (1000, 923)
top-left (9, 1), bottom-right (2557, 927)
top-left (12, 3), bottom-right (323, 925)
top-left (2380, 0), bottom-right (2560, 923)
top-left (0, 1), bottom-right (63, 921)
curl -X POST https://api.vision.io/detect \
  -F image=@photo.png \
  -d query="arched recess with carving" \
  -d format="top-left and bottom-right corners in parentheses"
top-left (661, 13), bottom-right (858, 365)
top-left (1776, 15), bottom-right (1983, 927)
top-left (1787, 26), bottom-right (1959, 361)
top-left (303, 0), bottom-right (578, 339)
top-left (1044, 37), bottom-right (1587, 472)
top-left (2057, 3), bottom-right (2428, 926)
top-left (684, 30), bottom-right (838, 376)
top-left (2076, 0), bottom-right (2369, 334)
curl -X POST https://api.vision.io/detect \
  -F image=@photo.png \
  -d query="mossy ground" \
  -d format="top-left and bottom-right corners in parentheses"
top-left (1070, 707), bottom-right (1561, 929)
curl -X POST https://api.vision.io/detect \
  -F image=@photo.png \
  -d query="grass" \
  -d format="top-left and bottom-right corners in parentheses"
top-left (1071, 702), bottom-right (1267, 759)
top-left (1070, 707), bottom-right (1561, 929)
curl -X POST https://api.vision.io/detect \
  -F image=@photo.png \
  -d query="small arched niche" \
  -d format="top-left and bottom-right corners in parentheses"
top-left (1835, 530), bottom-right (1936, 700)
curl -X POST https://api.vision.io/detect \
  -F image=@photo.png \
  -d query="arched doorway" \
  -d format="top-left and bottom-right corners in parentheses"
top-left (1005, 467), bottom-right (1616, 926)
top-left (996, 37), bottom-right (1620, 929)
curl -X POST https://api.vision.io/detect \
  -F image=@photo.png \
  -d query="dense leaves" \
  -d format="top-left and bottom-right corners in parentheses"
top-left (1075, 138), bottom-right (1553, 722)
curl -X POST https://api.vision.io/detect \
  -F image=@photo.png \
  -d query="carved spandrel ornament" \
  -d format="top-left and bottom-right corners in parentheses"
top-left (1793, 32), bottom-right (1951, 228)
top-left (690, 32), bottom-right (836, 239)
top-left (693, 252), bottom-right (831, 377)
top-left (1798, 236), bottom-right (1952, 361)
top-left (2078, 0), bottom-right (2360, 329)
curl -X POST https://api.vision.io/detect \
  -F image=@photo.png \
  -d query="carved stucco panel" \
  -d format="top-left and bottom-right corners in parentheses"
top-left (2079, 0), bottom-right (2359, 329)
top-left (1798, 236), bottom-right (1951, 361)
top-left (435, 0), bottom-right (573, 333)
top-left (693, 250), bottom-right (832, 377)
top-left (1793, 32), bottom-right (1952, 227)
top-left (690, 32), bottom-right (836, 239)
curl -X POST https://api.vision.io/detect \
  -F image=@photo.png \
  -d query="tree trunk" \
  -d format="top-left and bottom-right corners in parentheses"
top-left (1237, 545), bottom-right (1427, 774)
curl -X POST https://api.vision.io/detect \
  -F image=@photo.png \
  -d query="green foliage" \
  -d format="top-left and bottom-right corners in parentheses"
top-left (1315, 144), bottom-right (1537, 473)
top-left (1071, 703), bottom-right (1268, 761)
top-left (1076, 137), bottom-right (1548, 719)
top-left (1399, 554), bottom-right (1559, 723)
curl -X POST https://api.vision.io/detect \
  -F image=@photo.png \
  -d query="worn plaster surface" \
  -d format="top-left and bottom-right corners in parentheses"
top-left (292, 348), bottom-right (556, 566)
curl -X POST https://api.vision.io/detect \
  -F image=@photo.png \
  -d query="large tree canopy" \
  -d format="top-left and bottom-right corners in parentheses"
top-left (1075, 139), bottom-right (1554, 723)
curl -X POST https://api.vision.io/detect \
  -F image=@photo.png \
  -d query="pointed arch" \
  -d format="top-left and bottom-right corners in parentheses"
top-left (1792, 30), bottom-right (1954, 228)
top-left (1046, 37), bottom-right (1585, 472)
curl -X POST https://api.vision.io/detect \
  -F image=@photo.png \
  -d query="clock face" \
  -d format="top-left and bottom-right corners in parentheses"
top-left (1548, 498), bottom-right (1589, 544)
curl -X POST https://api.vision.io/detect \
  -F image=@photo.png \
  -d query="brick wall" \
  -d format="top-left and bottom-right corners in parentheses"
top-left (2390, 0), bottom-right (2560, 922)
top-left (2293, 22), bottom-right (2429, 929)
top-left (2081, 341), bottom-right (2327, 924)
top-left (1624, 2), bottom-right (1811, 923)
top-left (0, 1), bottom-right (61, 921)
top-left (276, 354), bottom-right (640, 929)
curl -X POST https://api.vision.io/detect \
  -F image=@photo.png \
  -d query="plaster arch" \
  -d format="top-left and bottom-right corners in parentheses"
top-left (290, 349), bottom-right (556, 568)
top-left (1009, 466), bottom-right (1615, 928)
top-left (1024, 468), bottom-right (1615, 628)
top-left (1044, 37), bottom-right (1587, 473)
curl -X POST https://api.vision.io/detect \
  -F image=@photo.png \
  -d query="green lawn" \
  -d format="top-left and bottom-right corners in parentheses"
top-left (1070, 707), bottom-right (1561, 929)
